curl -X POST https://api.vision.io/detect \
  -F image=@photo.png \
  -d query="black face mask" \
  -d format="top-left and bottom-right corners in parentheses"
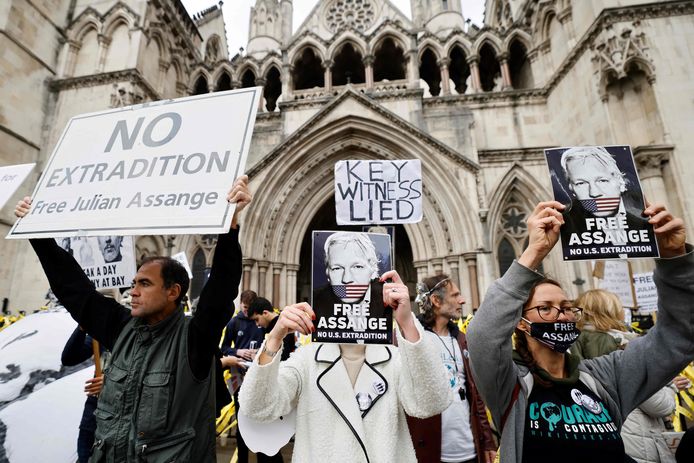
top-left (521, 318), bottom-right (581, 353)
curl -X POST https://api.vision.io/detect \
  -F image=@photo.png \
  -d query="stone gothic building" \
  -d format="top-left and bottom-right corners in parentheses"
top-left (1, 0), bottom-right (693, 313)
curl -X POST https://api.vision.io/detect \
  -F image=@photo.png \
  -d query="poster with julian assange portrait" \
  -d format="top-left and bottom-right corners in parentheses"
top-left (545, 145), bottom-right (658, 261)
top-left (311, 231), bottom-right (392, 344)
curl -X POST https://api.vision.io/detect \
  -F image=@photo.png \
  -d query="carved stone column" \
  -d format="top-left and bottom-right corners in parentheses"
top-left (634, 145), bottom-right (672, 205)
top-left (272, 263), bottom-right (284, 307)
top-left (257, 260), bottom-right (270, 296)
top-left (96, 34), bottom-right (112, 72)
top-left (63, 40), bottom-right (81, 77)
top-left (498, 53), bottom-right (512, 90)
top-left (158, 59), bottom-right (170, 93)
top-left (438, 57), bottom-right (451, 95)
top-left (430, 258), bottom-right (444, 276)
top-left (323, 59), bottom-right (333, 92)
top-left (286, 264), bottom-right (300, 307)
top-left (282, 63), bottom-right (294, 99)
top-left (407, 48), bottom-right (420, 88)
top-left (445, 255), bottom-right (460, 289)
top-left (413, 260), bottom-right (428, 282)
top-left (255, 77), bottom-right (267, 111)
top-left (363, 55), bottom-right (375, 89)
top-left (242, 258), bottom-right (255, 291)
top-left (466, 55), bottom-right (481, 93)
top-left (462, 253), bottom-right (480, 310)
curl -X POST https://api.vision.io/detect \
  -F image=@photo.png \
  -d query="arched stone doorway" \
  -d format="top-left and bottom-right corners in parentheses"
top-left (295, 196), bottom-right (416, 304)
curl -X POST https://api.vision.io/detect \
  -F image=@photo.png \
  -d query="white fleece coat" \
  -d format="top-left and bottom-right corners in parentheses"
top-left (238, 320), bottom-right (451, 463)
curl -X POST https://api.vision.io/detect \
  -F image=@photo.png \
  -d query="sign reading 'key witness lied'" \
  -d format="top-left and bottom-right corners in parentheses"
top-left (8, 88), bottom-right (261, 239)
top-left (334, 159), bottom-right (422, 225)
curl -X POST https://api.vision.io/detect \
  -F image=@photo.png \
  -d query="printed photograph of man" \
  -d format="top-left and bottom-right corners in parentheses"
top-left (311, 231), bottom-right (392, 344)
top-left (545, 145), bottom-right (658, 260)
top-left (97, 235), bottom-right (123, 263)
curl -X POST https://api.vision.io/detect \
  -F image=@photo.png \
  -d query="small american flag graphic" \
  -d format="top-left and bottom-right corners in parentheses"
top-left (580, 197), bottom-right (620, 214)
top-left (332, 284), bottom-right (369, 299)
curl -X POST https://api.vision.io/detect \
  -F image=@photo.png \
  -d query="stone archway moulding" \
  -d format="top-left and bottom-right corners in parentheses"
top-left (242, 115), bottom-right (482, 269)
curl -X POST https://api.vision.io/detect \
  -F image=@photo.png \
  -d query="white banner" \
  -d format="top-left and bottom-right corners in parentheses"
top-left (56, 235), bottom-right (136, 289)
top-left (0, 163), bottom-right (35, 210)
top-left (8, 88), bottom-right (261, 239)
top-left (598, 260), bottom-right (635, 308)
top-left (172, 251), bottom-right (193, 279)
top-left (334, 159), bottom-right (422, 225)
top-left (632, 272), bottom-right (658, 313)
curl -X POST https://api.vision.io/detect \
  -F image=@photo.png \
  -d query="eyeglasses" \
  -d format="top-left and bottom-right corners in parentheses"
top-left (524, 305), bottom-right (584, 322)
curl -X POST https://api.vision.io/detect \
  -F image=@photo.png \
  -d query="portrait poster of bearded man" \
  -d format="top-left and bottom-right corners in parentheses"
top-left (311, 231), bottom-right (393, 344)
top-left (544, 145), bottom-right (658, 261)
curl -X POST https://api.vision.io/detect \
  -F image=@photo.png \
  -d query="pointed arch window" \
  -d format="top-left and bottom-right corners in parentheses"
top-left (192, 75), bottom-right (209, 95)
top-left (509, 39), bottom-right (533, 89)
top-left (419, 48), bottom-right (441, 96)
top-left (264, 66), bottom-right (282, 111)
top-left (496, 196), bottom-right (531, 276)
top-left (449, 46), bottom-right (470, 94)
top-left (241, 69), bottom-right (257, 88)
top-left (216, 72), bottom-right (232, 91)
top-left (292, 48), bottom-right (325, 90)
top-left (479, 43), bottom-right (501, 92)
top-left (333, 43), bottom-right (365, 85)
top-left (373, 37), bottom-right (406, 81)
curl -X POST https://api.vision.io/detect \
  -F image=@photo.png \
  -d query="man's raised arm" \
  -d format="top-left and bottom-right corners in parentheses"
top-left (188, 176), bottom-right (251, 379)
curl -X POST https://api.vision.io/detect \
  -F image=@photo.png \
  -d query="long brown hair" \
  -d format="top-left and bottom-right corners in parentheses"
top-left (513, 278), bottom-right (563, 387)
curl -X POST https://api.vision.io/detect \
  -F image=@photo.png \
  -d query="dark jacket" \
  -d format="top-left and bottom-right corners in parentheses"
top-left (30, 228), bottom-right (241, 462)
top-left (407, 319), bottom-right (497, 463)
top-left (220, 311), bottom-right (264, 356)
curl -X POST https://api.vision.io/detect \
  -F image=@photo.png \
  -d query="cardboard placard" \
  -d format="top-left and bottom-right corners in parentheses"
top-left (311, 231), bottom-right (393, 344)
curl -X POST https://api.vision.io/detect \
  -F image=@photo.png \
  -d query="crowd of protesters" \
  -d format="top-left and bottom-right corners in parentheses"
top-left (12, 178), bottom-right (694, 463)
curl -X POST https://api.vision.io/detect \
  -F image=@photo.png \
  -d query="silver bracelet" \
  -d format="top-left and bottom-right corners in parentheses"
top-left (262, 344), bottom-right (280, 358)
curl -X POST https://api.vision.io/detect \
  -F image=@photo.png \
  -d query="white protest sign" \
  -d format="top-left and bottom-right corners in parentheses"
top-left (8, 88), bottom-right (261, 239)
top-left (632, 272), bottom-right (658, 313)
top-left (56, 235), bottom-right (136, 289)
top-left (0, 163), bottom-right (35, 210)
top-left (334, 159), bottom-right (422, 225)
top-left (172, 251), bottom-right (193, 279)
top-left (598, 260), bottom-right (635, 308)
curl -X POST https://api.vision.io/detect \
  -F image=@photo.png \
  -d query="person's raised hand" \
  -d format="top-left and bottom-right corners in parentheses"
top-left (268, 303), bottom-right (314, 340)
top-left (381, 270), bottom-right (419, 342)
top-left (14, 196), bottom-right (32, 218)
top-left (228, 175), bottom-right (252, 229)
top-left (518, 201), bottom-right (565, 270)
top-left (644, 202), bottom-right (686, 258)
top-left (259, 303), bottom-right (314, 365)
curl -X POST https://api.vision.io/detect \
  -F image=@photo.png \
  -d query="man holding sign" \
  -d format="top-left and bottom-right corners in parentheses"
top-left (14, 176), bottom-right (251, 462)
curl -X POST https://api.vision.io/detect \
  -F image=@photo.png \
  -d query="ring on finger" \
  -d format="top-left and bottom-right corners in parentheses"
top-left (391, 288), bottom-right (398, 293)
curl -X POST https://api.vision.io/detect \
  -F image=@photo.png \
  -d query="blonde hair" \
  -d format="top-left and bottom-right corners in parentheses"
top-left (575, 289), bottom-right (627, 332)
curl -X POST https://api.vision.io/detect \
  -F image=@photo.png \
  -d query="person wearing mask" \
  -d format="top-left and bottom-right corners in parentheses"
top-left (467, 200), bottom-right (694, 463)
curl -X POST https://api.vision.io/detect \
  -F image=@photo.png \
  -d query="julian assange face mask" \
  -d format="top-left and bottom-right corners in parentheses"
top-left (521, 318), bottom-right (581, 353)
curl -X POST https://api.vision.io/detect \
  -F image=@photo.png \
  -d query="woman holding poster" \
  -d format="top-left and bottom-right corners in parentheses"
top-left (466, 200), bottom-right (694, 463)
top-left (238, 270), bottom-right (451, 463)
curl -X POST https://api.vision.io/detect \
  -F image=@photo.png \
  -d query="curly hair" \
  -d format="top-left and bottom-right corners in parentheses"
top-left (417, 274), bottom-right (452, 330)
